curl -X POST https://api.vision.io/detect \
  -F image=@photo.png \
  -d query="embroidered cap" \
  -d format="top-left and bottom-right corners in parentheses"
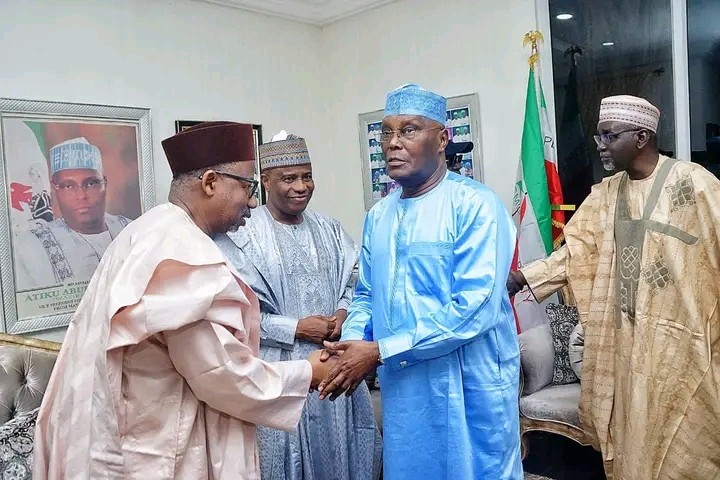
top-left (259, 130), bottom-right (311, 171)
top-left (161, 121), bottom-right (255, 176)
top-left (384, 83), bottom-right (447, 125)
top-left (599, 95), bottom-right (660, 133)
top-left (49, 138), bottom-right (103, 175)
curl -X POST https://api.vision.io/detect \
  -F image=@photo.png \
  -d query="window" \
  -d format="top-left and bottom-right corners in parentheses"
top-left (688, 0), bottom-right (720, 176)
top-left (547, 0), bottom-right (675, 212)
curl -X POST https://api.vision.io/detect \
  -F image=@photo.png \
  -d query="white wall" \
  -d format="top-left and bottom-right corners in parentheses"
top-left (1, 0), bottom-right (538, 341)
top-left (315, 0), bottom-right (536, 239)
top-left (0, 0), bottom-right (326, 341)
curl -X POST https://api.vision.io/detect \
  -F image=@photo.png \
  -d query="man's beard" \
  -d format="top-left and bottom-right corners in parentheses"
top-left (601, 157), bottom-right (616, 171)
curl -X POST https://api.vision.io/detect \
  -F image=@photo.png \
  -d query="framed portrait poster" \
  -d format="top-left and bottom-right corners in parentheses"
top-left (175, 120), bottom-right (265, 204)
top-left (0, 98), bottom-right (155, 334)
top-left (358, 93), bottom-right (483, 211)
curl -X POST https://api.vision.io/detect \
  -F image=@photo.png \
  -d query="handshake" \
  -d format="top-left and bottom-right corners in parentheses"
top-left (306, 340), bottom-right (381, 401)
top-left (506, 270), bottom-right (528, 297)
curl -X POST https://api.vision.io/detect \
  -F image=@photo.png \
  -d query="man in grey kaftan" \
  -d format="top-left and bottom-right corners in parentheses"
top-left (216, 131), bottom-right (382, 480)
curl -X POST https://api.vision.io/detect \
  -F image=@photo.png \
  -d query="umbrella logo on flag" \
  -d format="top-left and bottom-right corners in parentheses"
top-left (512, 179), bottom-right (525, 216)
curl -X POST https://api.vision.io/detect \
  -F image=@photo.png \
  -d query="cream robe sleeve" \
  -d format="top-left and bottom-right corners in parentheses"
top-left (521, 178), bottom-right (610, 305)
top-left (165, 321), bottom-right (312, 431)
top-left (521, 245), bottom-right (569, 302)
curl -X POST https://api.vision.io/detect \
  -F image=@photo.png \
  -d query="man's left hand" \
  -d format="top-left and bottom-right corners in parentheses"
top-left (507, 270), bottom-right (528, 297)
top-left (329, 309), bottom-right (348, 341)
top-left (318, 340), bottom-right (379, 401)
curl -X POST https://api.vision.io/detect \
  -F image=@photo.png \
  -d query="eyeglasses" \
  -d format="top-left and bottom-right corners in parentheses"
top-left (53, 179), bottom-right (106, 193)
top-left (380, 126), bottom-right (443, 143)
top-left (200, 170), bottom-right (259, 198)
top-left (594, 128), bottom-right (643, 146)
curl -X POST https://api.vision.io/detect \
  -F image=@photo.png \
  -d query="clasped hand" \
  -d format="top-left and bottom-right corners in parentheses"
top-left (296, 309), bottom-right (348, 344)
top-left (315, 340), bottom-right (380, 401)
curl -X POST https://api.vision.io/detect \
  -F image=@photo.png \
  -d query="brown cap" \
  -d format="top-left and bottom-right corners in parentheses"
top-left (161, 121), bottom-right (255, 176)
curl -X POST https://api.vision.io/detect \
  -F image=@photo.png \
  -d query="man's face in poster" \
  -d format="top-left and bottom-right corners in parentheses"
top-left (52, 168), bottom-right (107, 234)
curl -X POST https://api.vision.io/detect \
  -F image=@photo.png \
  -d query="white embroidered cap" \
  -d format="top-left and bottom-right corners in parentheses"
top-left (598, 95), bottom-right (660, 133)
top-left (49, 137), bottom-right (103, 174)
top-left (259, 130), bottom-right (311, 171)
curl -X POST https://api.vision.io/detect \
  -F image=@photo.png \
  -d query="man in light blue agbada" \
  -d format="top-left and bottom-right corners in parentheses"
top-left (319, 84), bottom-right (523, 479)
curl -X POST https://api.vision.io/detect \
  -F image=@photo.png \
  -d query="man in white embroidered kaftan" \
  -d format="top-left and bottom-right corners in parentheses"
top-left (216, 131), bottom-right (382, 480)
top-left (508, 95), bottom-right (720, 479)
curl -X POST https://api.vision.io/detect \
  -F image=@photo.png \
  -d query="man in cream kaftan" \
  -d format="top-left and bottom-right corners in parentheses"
top-left (33, 122), bottom-right (324, 479)
top-left (514, 96), bottom-right (720, 479)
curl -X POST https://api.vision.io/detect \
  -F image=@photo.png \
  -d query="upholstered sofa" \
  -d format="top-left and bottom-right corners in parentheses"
top-left (0, 333), bottom-right (60, 477)
top-left (518, 306), bottom-right (591, 458)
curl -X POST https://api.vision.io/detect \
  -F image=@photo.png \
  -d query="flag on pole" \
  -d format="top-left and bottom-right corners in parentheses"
top-left (557, 52), bottom-right (593, 222)
top-left (511, 32), bottom-right (566, 333)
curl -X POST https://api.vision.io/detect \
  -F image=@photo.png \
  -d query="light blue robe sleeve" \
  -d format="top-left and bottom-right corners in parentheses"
top-left (341, 213), bottom-right (374, 341)
top-left (378, 194), bottom-right (515, 372)
top-left (260, 312), bottom-right (298, 350)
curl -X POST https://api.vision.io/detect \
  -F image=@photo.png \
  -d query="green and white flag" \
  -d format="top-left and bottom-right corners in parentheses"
top-left (511, 68), bottom-right (566, 332)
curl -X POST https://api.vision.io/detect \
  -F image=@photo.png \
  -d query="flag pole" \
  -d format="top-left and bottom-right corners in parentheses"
top-left (524, 30), bottom-right (576, 225)
top-left (523, 30), bottom-right (543, 71)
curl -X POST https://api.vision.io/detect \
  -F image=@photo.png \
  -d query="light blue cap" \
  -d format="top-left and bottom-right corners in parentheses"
top-left (49, 137), bottom-right (103, 174)
top-left (384, 83), bottom-right (447, 125)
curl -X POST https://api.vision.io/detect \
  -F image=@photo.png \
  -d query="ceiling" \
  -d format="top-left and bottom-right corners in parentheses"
top-left (193, 0), bottom-right (399, 26)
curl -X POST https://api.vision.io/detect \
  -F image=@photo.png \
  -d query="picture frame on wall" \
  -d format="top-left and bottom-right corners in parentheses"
top-left (357, 93), bottom-right (483, 211)
top-left (174, 120), bottom-right (265, 204)
top-left (0, 98), bottom-right (155, 334)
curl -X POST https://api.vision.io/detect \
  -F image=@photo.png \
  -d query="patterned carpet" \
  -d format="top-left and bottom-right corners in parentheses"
top-left (525, 474), bottom-right (554, 480)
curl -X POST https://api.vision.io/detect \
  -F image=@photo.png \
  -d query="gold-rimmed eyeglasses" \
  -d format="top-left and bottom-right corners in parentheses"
top-left (200, 171), bottom-right (259, 198)
top-left (379, 126), bottom-right (444, 143)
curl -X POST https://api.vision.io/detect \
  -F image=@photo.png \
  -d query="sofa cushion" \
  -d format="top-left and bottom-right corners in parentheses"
top-left (568, 323), bottom-right (584, 380)
top-left (518, 323), bottom-right (554, 396)
top-left (545, 304), bottom-right (580, 385)
top-left (519, 383), bottom-right (581, 429)
top-left (0, 348), bottom-right (57, 425)
top-left (0, 407), bottom-right (38, 479)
